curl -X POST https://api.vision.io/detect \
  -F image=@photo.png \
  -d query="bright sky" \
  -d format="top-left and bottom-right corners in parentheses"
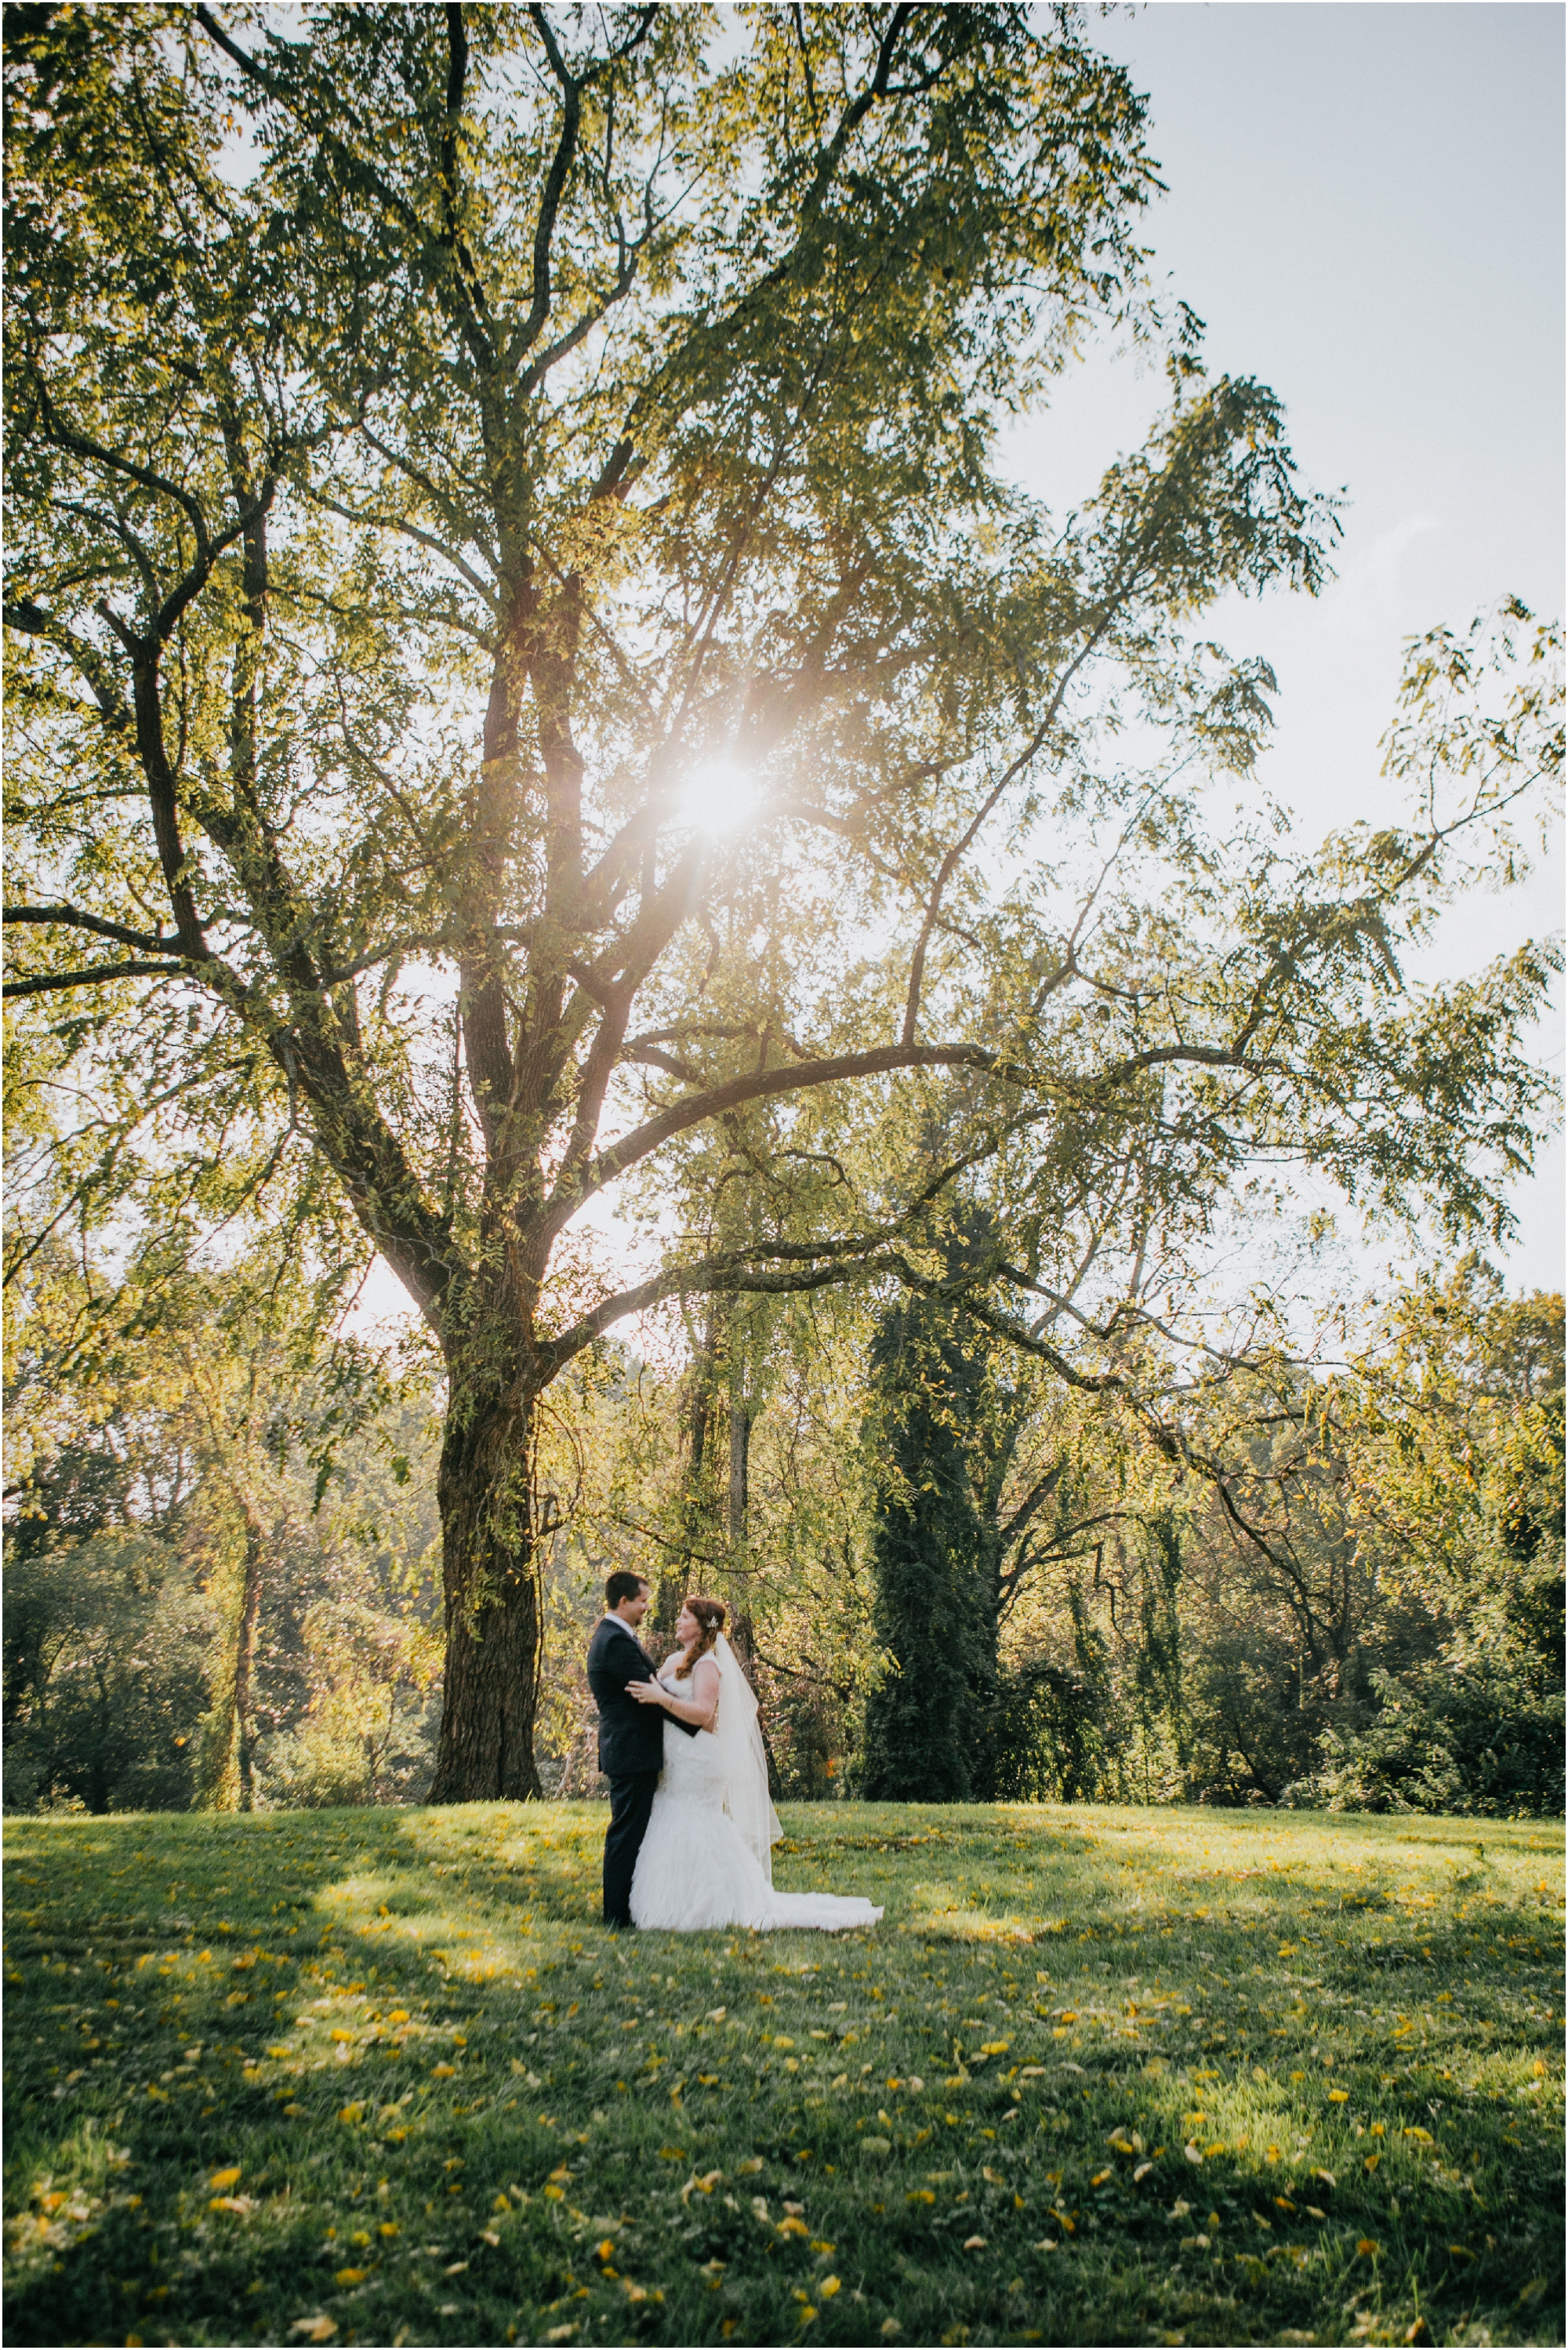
top-left (1005, 0), bottom-right (1564, 1289)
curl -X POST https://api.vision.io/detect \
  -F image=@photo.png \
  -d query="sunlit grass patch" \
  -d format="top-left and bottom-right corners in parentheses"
top-left (3, 1800), bottom-right (1562, 2347)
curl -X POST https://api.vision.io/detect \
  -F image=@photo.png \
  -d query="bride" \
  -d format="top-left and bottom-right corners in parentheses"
top-left (625, 1595), bottom-right (882, 1934)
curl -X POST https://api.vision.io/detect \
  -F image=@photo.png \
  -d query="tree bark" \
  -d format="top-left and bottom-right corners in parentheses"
top-left (232, 1507), bottom-right (265, 1812)
top-left (428, 1377), bottom-right (545, 1801)
top-left (728, 1399), bottom-right (751, 1551)
top-left (653, 1304), bottom-right (724, 1639)
top-left (687, 1303), bottom-right (720, 1485)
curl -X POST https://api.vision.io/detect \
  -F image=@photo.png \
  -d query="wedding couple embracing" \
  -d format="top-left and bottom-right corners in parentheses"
top-left (585, 1571), bottom-right (883, 1935)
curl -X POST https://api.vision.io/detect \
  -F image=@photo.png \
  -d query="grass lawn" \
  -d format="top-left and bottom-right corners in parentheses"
top-left (3, 1800), bottom-right (1563, 2349)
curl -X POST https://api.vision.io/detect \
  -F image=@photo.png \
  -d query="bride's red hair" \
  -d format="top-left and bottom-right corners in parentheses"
top-left (680, 1593), bottom-right (726, 1670)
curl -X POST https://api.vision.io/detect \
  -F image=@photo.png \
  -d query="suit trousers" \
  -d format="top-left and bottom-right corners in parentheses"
top-left (602, 1769), bottom-right (660, 1926)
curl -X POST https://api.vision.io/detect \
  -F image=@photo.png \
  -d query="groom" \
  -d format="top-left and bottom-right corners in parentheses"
top-left (586, 1571), bottom-right (699, 1930)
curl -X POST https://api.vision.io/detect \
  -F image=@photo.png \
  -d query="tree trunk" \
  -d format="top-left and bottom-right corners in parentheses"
top-left (233, 1508), bottom-right (265, 1812)
top-left (727, 1400), bottom-right (750, 1550)
top-left (653, 1306), bottom-right (726, 1638)
top-left (429, 1379), bottom-right (545, 1803)
top-left (688, 1302), bottom-right (720, 1482)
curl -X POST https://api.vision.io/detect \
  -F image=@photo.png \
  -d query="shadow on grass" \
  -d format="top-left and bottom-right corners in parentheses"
top-left (4, 1801), bottom-right (1563, 2348)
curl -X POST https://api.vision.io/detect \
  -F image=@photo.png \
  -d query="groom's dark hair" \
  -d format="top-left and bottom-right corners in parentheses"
top-left (605, 1570), bottom-right (648, 1609)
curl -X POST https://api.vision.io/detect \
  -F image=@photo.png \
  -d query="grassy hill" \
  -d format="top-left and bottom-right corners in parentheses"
top-left (4, 1801), bottom-right (1562, 2348)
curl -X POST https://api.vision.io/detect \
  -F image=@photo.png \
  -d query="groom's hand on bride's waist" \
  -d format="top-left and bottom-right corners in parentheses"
top-left (622, 1668), bottom-right (701, 1735)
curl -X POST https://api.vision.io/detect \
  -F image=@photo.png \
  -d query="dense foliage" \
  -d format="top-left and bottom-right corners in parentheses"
top-left (860, 1286), bottom-right (997, 1803)
top-left (4, 1255), bottom-right (442, 1816)
top-left (8, 1246), bottom-right (1559, 1822)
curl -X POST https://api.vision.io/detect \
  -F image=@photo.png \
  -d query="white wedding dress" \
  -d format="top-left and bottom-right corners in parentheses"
top-left (628, 1638), bottom-right (883, 1934)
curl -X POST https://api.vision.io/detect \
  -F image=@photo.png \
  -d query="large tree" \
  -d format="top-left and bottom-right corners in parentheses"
top-left (5, 5), bottom-right (1552, 1798)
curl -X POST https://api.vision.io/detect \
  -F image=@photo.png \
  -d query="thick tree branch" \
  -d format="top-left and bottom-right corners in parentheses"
top-left (550, 1038), bottom-right (1009, 1237)
top-left (515, 7), bottom-right (590, 364)
top-left (4, 903), bottom-right (172, 954)
top-left (3, 957), bottom-right (185, 997)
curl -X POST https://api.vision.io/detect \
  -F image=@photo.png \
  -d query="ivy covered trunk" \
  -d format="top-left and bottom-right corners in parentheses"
top-left (860, 1294), bottom-right (996, 1802)
top-left (428, 1373), bottom-right (545, 1803)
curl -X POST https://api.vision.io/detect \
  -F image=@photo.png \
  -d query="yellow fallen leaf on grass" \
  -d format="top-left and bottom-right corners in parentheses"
top-left (431, 2062), bottom-right (456, 2078)
top-left (334, 2267), bottom-right (368, 2286)
top-left (209, 2167), bottom-right (241, 2192)
top-left (289, 2322), bottom-right (336, 2344)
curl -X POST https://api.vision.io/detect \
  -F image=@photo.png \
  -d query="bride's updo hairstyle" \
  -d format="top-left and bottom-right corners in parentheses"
top-left (681, 1594), bottom-right (726, 1670)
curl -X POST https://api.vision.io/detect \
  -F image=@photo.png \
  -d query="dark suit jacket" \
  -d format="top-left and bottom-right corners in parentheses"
top-left (586, 1616), bottom-right (699, 1776)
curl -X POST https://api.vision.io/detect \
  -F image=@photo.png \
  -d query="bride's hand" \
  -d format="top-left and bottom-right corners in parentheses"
top-left (626, 1679), bottom-right (665, 1705)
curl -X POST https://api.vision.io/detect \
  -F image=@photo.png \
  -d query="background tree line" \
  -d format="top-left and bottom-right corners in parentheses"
top-left (8, 1235), bottom-right (1559, 1822)
top-left (4, 1251), bottom-right (443, 1814)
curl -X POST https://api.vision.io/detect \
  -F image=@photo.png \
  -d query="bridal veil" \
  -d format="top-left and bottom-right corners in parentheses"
top-left (710, 1633), bottom-right (782, 1880)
